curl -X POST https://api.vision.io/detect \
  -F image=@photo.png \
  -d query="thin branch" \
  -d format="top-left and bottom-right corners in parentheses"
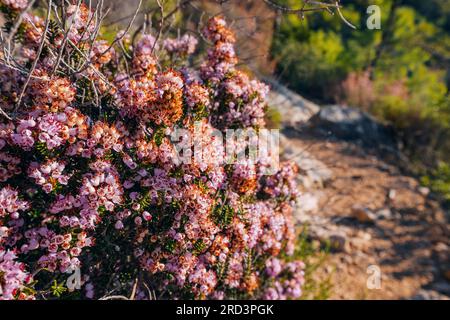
top-left (14, 0), bottom-right (53, 113)
top-left (263, 0), bottom-right (356, 28)
top-left (100, 0), bottom-right (142, 57)
top-left (99, 295), bottom-right (129, 300)
top-left (129, 278), bottom-right (138, 300)
top-left (0, 106), bottom-right (12, 120)
top-left (3, 0), bottom-right (36, 62)
top-left (152, 0), bottom-right (164, 54)
top-left (131, 0), bottom-right (191, 46)
top-left (335, 1), bottom-right (356, 29)
top-left (51, 0), bottom-right (82, 76)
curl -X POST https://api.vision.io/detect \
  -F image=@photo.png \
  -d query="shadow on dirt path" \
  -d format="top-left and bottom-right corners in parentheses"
top-left (285, 129), bottom-right (450, 299)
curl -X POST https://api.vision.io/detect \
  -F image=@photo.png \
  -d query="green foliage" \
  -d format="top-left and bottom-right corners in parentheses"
top-left (273, 29), bottom-right (346, 101)
top-left (294, 227), bottom-right (332, 300)
top-left (421, 163), bottom-right (450, 204)
top-left (153, 126), bottom-right (166, 147)
top-left (192, 239), bottom-right (208, 255)
top-left (272, 0), bottom-right (449, 102)
top-left (50, 280), bottom-right (67, 298)
top-left (212, 202), bottom-right (235, 227)
top-left (35, 141), bottom-right (51, 159)
top-left (264, 106), bottom-right (282, 129)
top-left (272, 0), bottom-right (450, 204)
top-left (191, 104), bottom-right (210, 121)
top-left (164, 238), bottom-right (177, 253)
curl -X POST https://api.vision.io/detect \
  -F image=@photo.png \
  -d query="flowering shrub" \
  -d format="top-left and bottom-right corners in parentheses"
top-left (0, 1), bottom-right (304, 300)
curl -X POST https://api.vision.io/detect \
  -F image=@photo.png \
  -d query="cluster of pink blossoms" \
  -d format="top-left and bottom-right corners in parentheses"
top-left (164, 34), bottom-right (199, 57)
top-left (0, 0), bottom-right (27, 11)
top-left (0, 1), bottom-right (305, 300)
top-left (200, 17), bottom-right (268, 128)
top-left (65, 3), bottom-right (96, 44)
top-left (0, 250), bottom-right (33, 300)
top-left (0, 187), bottom-right (33, 300)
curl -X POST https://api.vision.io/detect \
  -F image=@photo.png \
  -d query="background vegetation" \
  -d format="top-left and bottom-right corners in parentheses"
top-left (271, 0), bottom-right (450, 205)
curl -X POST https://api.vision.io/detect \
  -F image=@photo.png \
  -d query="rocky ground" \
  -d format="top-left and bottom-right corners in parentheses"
top-left (269, 83), bottom-right (450, 300)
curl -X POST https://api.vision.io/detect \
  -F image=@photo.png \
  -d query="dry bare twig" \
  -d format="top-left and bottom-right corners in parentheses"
top-left (14, 0), bottom-right (53, 113)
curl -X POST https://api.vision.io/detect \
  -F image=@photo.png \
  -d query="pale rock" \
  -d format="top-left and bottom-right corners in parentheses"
top-left (280, 140), bottom-right (333, 188)
top-left (351, 205), bottom-right (377, 223)
top-left (297, 192), bottom-right (321, 214)
top-left (308, 105), bottom-right (397, 148)
top-left (388, 189), bottom-right (397, 201)
top-left (412, 290), bottom-right (450, 300)
top-left (433, 282), bottom-right (450, 295)
top-left (329, 233), bottom-right (350, 253)
top-left (375, 208), bottom-right (392, 220)
top-left (435, 242), bottom-right (448, 252)
top-left (418, 186), bottom-right (430, 196)
top-left (266, 80), bottom-right (320, 127)
top-left (356, 230), bottom-right (372, 241)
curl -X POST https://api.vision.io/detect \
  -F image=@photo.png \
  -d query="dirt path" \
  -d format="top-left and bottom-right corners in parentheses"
top-left (285, 131), bottom-right (450, 299)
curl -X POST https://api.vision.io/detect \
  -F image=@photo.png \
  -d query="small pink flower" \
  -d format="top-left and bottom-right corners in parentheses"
top-left (114, 220), bottom-right (124, 230)
top-left (48, 243), bottom-right (58, 253)
top-left (142, 211), bottom-right (152, 222)
top-left (42, 183), bottom-right (53, 193)
top-left (134, 216), bottom-right (142, 225)
top-left (70, 247), bottom-right (81, 257)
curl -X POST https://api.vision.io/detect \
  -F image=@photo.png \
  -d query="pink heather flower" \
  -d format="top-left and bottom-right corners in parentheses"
top-left (1, 0), bottom-right (28, 11)
top-left (263, 287), bottom-right (279, 300)
top-left (164, 34), bottom-right (198, 56)
top-left (114, 220), bottom-right (124, 230)
top-left (0, 186), bottom-right (29, 219)
top-left (28, 160), bottom-right (71, 193)
top-left (11, 119), bottom-right (36, 150)
top-left (65, 3), bottom-right (95, 44)
top-left (0, 151), bottom-right (21, 182)
top-left (184, 83), bottom-right (211, 110)
top-left (135, 34), bottom-right (159, 55)
top-left (0, 250), bottom-right (32, 300)
top-left (70, 247), bottom-right (82, 257)
top-left (85, 283), bottom-right (94, 299)
top-left (90, 40), bottom-right (115, 66)
top-left (0, 13), bottom-right (303, 301)
top-left (265, 258), bottom-right (282, 277)
top-left (134, 216), bottom-right (143, 225)
top-left (142, 211), bottom-right (152, 222)
top-left (37, 114), bottom-right (64, 149)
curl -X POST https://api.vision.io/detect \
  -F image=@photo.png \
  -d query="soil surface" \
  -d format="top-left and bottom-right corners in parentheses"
top-left (285, 130), bottom-right (450, 300)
